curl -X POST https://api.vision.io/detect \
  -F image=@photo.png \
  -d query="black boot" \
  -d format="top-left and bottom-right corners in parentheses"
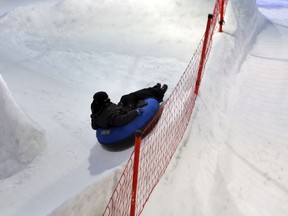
top-left (161, 84), bottom-right (168, 94)
top-left (153, 83), bottom-right (161, 89)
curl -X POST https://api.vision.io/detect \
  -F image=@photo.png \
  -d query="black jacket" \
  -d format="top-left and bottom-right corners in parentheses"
top-left (90, 100), bottom-right (138, 130)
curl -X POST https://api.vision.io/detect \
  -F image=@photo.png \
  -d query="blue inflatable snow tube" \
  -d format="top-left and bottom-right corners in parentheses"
top-left (96, 98), bottom-right (159, 150)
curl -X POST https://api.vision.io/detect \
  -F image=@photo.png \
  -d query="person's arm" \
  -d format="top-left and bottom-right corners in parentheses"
top-left (110, 109), bottom-right (138, 127)
top-left (90, 114), bottom-right (99, 130)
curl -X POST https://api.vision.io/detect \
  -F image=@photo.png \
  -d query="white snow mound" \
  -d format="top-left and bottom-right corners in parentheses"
top-left (0, 74), bottom-right (45, 179)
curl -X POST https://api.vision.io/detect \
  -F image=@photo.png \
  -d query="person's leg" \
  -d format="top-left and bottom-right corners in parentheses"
top-left (118, 93), bottom-right (138, 107)
top-left (119, 84), bottom-right (167, 107)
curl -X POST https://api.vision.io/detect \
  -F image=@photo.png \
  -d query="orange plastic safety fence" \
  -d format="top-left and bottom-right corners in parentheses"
top-left (102, 0), bottom-right (229, 215)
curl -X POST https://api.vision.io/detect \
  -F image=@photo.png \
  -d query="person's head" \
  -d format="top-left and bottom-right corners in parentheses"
top-left (93, 91), bottom-right (109, 103)
top-left (91, 91), bottom-right (110, 113)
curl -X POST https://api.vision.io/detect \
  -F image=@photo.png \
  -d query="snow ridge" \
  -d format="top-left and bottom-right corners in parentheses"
top-left (0, 74), bottom-right (45, 179)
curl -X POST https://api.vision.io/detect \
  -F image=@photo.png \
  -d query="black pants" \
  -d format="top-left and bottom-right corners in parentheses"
top-left (119, 86), bottom-right (164, 108)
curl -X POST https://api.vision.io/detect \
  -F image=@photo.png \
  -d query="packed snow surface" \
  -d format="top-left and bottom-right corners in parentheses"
top-left (0, 0), bottom-right (287, 215)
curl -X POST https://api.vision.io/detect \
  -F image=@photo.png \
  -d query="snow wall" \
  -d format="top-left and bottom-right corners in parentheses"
top-left (48, 0), bottom-right (269, 215)
top-left (0, 74), bottom-right (45, 179)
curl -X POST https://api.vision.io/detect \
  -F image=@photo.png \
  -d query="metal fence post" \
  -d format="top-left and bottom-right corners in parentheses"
top-left (194, 14), bottom-right (214, 95)
top-left (219, 0), bottom-right (225, 32)
top-left (130, 130), bottom-right (142, 216)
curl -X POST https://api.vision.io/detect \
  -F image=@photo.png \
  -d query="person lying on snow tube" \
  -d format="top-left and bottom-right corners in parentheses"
top-left (90, 83), bottom-right (168, 150)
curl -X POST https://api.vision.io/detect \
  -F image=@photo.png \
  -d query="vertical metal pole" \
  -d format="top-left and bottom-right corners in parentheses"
top-left (130, 130), bottom-right (142, 216)
top-left (194, 14), bottom-right (213, 95)
top-left (219, 0), bottom-right (225, 32)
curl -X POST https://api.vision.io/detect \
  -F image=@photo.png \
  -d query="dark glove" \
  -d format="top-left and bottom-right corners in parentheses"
top-left (136, 108), bottom-right (143, 116)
